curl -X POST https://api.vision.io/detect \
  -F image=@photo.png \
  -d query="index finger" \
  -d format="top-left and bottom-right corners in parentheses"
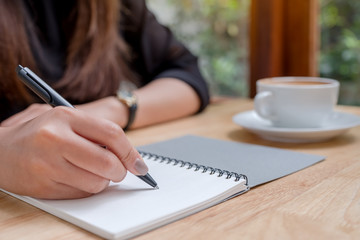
top-left (67, 108), bottom-right (149, 176)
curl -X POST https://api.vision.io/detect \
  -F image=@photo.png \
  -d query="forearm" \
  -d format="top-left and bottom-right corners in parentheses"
top-left (131, 78), bottom-right (201, 129)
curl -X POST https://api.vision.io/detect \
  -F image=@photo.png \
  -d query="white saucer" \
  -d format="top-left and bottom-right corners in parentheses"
top-left (232, 110), bottom-right (360, 143)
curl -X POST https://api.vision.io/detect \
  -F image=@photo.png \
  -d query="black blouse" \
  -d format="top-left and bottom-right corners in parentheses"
top-left (3, 0), bottom-right (209, 121)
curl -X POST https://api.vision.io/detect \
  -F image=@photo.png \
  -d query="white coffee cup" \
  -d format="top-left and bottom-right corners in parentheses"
top-left (254, 77), bottom-right (340, 128)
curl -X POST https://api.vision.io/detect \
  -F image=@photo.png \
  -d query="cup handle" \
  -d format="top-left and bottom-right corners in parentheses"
top-left (254, 91), bottom-right (276, 120)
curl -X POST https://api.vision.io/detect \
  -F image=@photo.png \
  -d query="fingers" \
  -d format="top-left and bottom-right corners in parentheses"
top-left (120, 148), bottom-right (149, 176)
top-left (35, 183), bottom-right (93, 200)
top-left (61, 134), bottom-right (127, 182)
top-left (54, 158), bottom-right (111, 195)
top-left (66, 108), bottom-right (149, 176)
top-left (26, 149), bottom-right (111, 199)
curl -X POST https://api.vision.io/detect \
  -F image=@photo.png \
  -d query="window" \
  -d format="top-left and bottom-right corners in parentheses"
top-left (148, 0), bottom-right (360, 106)
top-left (320, 0), bottom-right (360, 105)
top-left (147, 0), bottom-right (250, 97)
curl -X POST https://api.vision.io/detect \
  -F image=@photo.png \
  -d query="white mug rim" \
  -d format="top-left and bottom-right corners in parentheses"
top-left (256, 77), bottom-right (339, 89)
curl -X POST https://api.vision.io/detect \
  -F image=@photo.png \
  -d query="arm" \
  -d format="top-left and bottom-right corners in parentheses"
top-left (77, 77), bottom-right (200, 129)
top-left (132, 78), bottom-right (201, 129)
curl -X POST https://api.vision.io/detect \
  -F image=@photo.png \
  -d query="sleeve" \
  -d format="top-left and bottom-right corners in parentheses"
top-left (120, 0), bottom-right (210, 112)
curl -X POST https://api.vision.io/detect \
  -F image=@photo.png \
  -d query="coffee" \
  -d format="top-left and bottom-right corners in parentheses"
top-left (261, 80), bottom-right (330, 86)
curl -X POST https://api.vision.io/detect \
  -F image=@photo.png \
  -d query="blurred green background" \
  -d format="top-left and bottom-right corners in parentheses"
top-left (147, 0), bottom-right (360, 106)
top-left (320, 0), bottom-right (360, 106)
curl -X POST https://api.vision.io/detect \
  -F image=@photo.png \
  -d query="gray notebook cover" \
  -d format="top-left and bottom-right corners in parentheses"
top-left (137, 135), bottom-right (324, 188)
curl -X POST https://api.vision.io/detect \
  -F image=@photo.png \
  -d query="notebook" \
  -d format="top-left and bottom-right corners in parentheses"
top-left (3, 135), bottom-right (324, 239)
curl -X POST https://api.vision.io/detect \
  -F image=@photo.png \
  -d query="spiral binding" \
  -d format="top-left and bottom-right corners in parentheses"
top-left (139, 151), bottom-right (248, 184)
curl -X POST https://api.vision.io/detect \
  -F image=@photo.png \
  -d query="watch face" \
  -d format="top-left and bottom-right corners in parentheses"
top-left (117, 90), bottom-right (137, 106)
top-left (119, 91), bottom-right (132, 99)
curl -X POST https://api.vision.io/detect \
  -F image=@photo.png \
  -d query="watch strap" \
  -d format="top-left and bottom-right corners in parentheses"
top-left (124, 102), bottom-right (137, 131)
top-left (116, 91), bottom-right (137, 131)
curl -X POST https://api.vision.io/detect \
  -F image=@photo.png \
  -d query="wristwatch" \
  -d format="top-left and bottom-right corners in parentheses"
top-left (116, 90), bottom-right (137, 131)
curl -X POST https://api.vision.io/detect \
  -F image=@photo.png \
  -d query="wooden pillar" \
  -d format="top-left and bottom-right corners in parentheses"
top-left (249, 0), bottom-right (319, 97)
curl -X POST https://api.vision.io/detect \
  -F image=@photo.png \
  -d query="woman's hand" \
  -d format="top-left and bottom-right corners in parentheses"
top-left (0, 107), bottom-right (147, 199)
top-left (1, 103), bottom-right (52, 127)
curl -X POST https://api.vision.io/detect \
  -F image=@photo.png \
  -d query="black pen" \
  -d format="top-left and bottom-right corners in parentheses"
top-left (16, 65), bottom-right (158, 189)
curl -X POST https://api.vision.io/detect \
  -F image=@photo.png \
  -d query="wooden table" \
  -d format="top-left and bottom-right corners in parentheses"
top-left (1, 98), bottom-right (360, 239)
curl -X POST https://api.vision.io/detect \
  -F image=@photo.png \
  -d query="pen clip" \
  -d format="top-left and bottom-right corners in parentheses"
top-left (16, 65), bottom-right (52, 104)
top-left (16, 65), bottom-right (73, 108)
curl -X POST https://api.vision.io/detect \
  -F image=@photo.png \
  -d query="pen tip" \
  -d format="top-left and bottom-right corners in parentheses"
top-left (154, 186), bottom-right (159, 190)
